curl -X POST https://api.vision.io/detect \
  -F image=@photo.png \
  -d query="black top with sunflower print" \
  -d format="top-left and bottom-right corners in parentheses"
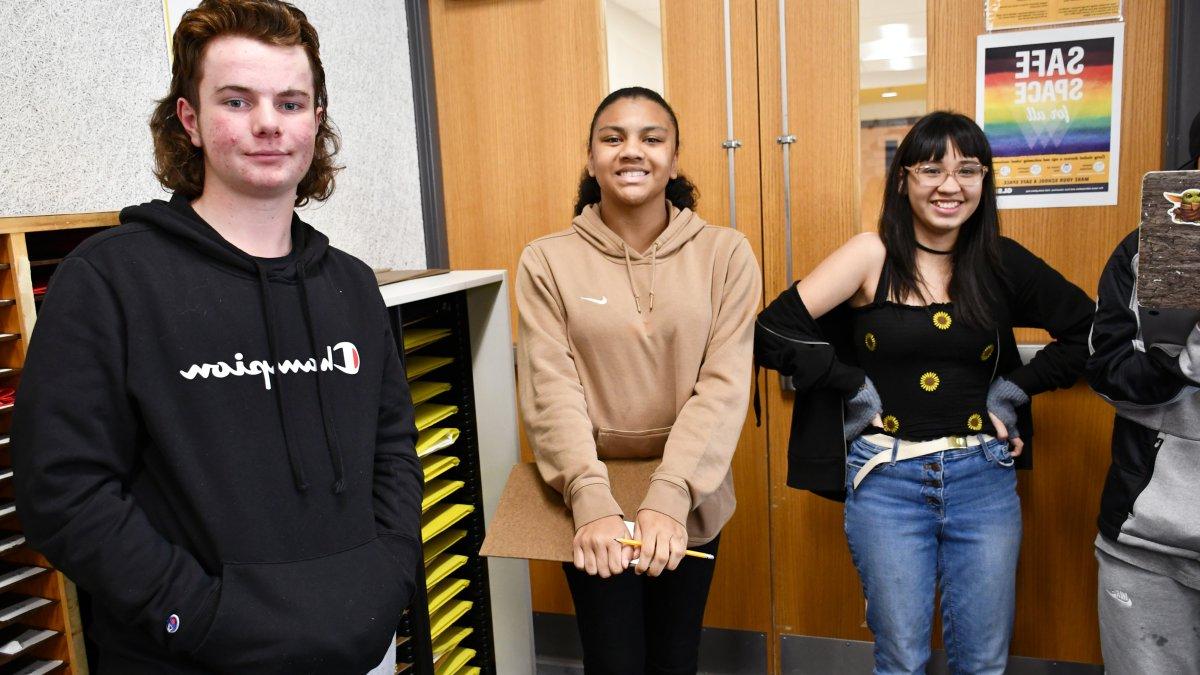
top-left (853, 300), bottom-right (999, 440)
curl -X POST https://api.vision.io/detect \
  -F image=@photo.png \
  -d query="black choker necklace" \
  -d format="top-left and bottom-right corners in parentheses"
top-left (915, 241), bottom-right (953, 255)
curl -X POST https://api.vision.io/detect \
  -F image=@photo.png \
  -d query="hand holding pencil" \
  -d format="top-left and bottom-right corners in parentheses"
top-left (628, 510), bottom-right (711, 576)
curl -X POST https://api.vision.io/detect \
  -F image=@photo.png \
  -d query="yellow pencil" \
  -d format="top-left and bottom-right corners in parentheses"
top-left (613, 538), bottom-right (715, 560)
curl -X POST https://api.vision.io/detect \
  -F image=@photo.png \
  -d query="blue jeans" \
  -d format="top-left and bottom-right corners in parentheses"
top-left (844, 436), bottom-right (1022, 675)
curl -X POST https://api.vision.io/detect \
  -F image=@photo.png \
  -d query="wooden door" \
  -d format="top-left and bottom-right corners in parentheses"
top-left (756, 2), bottom-right (872, 662)
top-left (660, 0), bottom-right (773, 640)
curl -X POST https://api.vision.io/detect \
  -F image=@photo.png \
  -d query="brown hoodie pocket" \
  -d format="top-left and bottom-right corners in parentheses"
top-left (596, 426), bottom-right (672, 459)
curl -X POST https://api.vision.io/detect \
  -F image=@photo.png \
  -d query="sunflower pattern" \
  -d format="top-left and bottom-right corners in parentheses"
top-left (882, 415), bottom-right (900, 434)
top-left (967, 413), bottom-right (983, 431)
top-left (932, 311), bottom-right (952, 330)
top-left (864, 332), bottom-right (877, 351)
top-left (981, 344), bottom-right (994, 361)
top-left (919, 371), bottom-right (940, 392)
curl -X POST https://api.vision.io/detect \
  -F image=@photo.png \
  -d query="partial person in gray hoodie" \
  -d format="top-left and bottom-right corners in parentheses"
top-left (1087, 229), bottom-right (1200, 674)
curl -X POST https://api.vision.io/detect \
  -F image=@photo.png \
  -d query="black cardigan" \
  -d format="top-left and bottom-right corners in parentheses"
top-left (756, 237), bottom-right (1094, 500)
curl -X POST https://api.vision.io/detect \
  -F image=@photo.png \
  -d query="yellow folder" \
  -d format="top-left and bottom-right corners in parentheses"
top-left (422, 454), bottom-right (461, 483)
top-left (434, 647), bottom-right (475, 675)
top-left (426, 553), bottom-right (468, 588)
top-left (431, 626), bottom-right (473, 660)
top-left (423, 529), bottom-right (467, 565)
top-left (422, 479), bottom-right (465, 513)
top-left (416, 428), bottom-right (460, 458)
top-left (415, 404), bottom-right (458, 432)
top-left (421, 503), bottom-right (474, 542)
top-left (429, 599), bottom-right (473, 641)
top-left (410, 381), bottom-right (452, 406)
top-left (403, 327), bottom-right (452, 353)
top-left (406, 355), bottom-right (454, 381)
top-left (427, 577), bottom-right (470, 615)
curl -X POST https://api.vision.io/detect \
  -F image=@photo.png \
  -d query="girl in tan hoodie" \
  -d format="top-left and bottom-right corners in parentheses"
top-left (516, 87), bottom-right (759, 673)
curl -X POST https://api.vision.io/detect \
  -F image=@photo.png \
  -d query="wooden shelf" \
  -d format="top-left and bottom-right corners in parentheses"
top-left (0, 211), bottom-right (119, 235)
top-left (0, 221), bottom-right (104, 675)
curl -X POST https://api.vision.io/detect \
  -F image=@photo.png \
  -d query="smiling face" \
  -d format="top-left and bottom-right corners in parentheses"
top-left (904, 141), bottom-right (984, 240)
top-left (177, 35), bottom-right (322, 202)
top-left (586, 97), bottom-right (679, 212)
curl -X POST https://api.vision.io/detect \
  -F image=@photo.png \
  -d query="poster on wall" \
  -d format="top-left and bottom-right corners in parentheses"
top-left (976, 22), bottom-right (1124, 209)
top-left (985, 0), bottom-right (1122, 32)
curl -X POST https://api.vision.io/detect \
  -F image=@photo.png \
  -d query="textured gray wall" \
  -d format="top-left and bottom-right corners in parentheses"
top-left (0, 2), bottom-right (169, 215)
top-left (1, 1), bottom-right (426, 270)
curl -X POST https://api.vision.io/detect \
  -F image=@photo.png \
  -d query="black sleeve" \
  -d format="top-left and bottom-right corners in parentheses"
top-left (1086, 230), bottom-right (1191, 404)
top-left (372, 300), bottom-right (424, 561)
top-left (755, 282), bottom-right (864, 396)
top-left (11, 258), bottom-right (219, 655)
top-left (999, 238), bottom-right (1095, 396)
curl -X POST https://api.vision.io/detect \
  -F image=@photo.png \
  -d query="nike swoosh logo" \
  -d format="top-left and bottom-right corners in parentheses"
top-left (580, 296), bottom-right (608, 305)
top-left (1105, 589), bottom-right (1133, 608)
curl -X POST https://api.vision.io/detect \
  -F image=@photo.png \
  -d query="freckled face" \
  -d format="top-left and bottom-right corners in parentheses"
top-left (177, 36), bottom-right (321, 200)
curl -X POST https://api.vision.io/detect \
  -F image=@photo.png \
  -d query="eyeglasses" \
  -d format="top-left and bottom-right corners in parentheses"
top-left (905, 163), bottom-right (988, 187)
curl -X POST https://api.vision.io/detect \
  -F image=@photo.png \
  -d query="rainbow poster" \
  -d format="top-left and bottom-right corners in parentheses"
top-left (976, 23), bottom-right (1124, 208)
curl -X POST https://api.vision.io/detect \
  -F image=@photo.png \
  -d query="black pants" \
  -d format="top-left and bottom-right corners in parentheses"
top-left (562, 535), bottom-right (720, 675)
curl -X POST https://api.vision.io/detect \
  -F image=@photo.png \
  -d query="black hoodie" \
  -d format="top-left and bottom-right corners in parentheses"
top-left (11, 195), bottom-right (422, 673)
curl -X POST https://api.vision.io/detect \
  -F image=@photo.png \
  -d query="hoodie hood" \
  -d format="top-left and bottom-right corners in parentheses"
top-left (572, 202), bottom-right (707, 312)
top-left (120, 195), bottom-right (344, 494)
top-left (572, 202), bottom-right (705, 260)
top-left (120, 194), bottom-right (330, 281)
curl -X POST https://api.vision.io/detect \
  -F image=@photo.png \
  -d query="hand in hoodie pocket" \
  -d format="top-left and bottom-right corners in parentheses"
top-left (189, 534), bottom-right (417, 673)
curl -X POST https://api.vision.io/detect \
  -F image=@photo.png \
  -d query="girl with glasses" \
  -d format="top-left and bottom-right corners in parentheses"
top-left (756, 111), bottom-right (1093, 674)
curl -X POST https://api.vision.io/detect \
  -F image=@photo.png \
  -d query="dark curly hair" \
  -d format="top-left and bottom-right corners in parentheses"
top-left (150, 0), bottom-right (341, 206)
top-left (573, 87), bottom-right (698, 216)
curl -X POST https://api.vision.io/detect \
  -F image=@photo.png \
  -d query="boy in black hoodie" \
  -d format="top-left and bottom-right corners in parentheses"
top-left (10, 1), bottom-right (422, 672)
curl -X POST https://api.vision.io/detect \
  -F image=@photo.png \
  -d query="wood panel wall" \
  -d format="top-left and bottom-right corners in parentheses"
top-left (926, 0), bottom-right (1169, 663)
top-left (428, 0), bottom-right (606, 309)
top-left (758, 1), bottom-right (870, 653)
top-left (660, 0), bottom-right (772, 636)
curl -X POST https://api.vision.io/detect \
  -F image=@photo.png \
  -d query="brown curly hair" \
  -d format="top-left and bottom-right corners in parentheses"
top-left (150, 0), bottom-right (341, 206)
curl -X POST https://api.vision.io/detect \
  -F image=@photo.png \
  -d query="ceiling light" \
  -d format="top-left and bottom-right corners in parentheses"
top-left (881, 91), bottom-right (898, 98)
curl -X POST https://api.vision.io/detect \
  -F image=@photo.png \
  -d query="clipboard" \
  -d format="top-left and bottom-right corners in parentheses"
top-left (479, 460), bottom-right (657, 563)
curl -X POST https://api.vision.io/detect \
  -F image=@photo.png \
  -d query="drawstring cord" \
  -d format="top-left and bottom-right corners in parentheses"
top-left (648, 243), bottom-right (658, 311)
top-left (256, 263), bottom-right (310, 492)
top-left (296, 258), bottom-right (348, 494)
top-left (622, 242), bottom-right (659, 314)
top-left (623, 244), bottom-right (642, 313)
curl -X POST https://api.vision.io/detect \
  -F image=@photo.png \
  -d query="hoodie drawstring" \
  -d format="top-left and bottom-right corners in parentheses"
top-left (296, 259), bottom-right (348, 494)
top-left (256, 263), bottom-right (310, 492)
top-left (623, 244), bottom-right (642, 313)
top-left (623, 242), bottom-right (659, 314)
top-left (648, 243), bottom-right (658, 312)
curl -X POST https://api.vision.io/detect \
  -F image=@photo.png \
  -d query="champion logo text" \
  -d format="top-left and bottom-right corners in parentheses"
top-left (179, 342), bottom-right (361, 390)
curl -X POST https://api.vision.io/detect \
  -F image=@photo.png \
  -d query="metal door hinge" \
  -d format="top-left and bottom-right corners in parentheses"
top-left (776, 134), bottom-right (797, 145)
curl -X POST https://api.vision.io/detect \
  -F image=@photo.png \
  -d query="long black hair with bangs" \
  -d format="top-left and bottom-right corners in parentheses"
top-left (878, 111), bottom-right (1003, 328)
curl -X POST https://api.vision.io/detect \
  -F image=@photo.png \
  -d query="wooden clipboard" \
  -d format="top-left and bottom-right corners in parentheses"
top-left (479, 460), bottom-right (656, 563)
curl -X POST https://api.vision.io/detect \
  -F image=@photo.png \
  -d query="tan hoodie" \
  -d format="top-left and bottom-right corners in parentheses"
top-left (516, 203), bottom-right (760, 545)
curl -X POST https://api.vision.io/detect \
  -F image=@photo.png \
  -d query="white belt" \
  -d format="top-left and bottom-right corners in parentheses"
top-left (852, 433), bottom-right (998, 489)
